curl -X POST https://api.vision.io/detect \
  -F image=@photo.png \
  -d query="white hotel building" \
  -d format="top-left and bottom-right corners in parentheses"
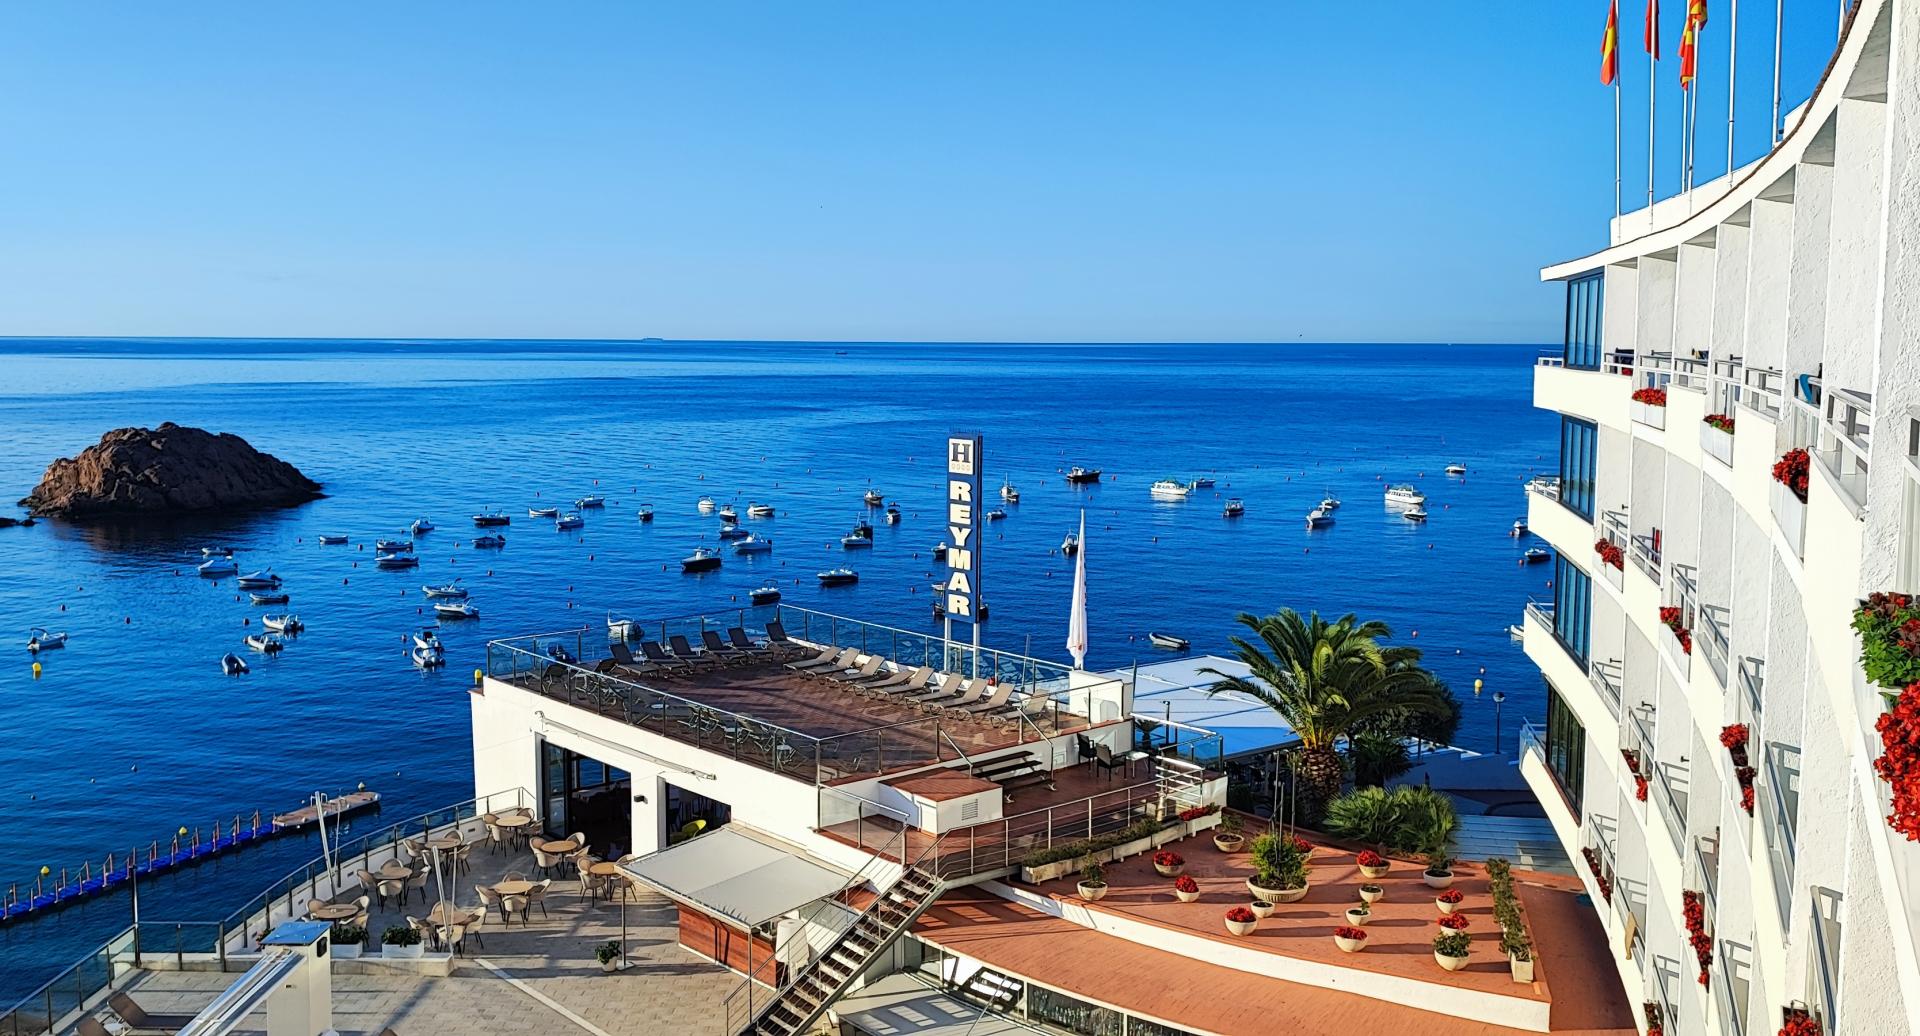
top-left (1518, 1), bottom-right (1920, 1034)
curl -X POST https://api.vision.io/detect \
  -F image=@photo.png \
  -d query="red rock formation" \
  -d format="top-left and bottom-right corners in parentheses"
top-left (20, 423), bottom-right (322, 518)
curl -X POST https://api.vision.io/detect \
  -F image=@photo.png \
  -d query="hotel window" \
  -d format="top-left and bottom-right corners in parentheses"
top-left (1563, 271), bottom-right (1605, 370)
top-left (1552, 556), bottom-right (1592, 665)
top-left (1559, 417), bottom-right (1598, 520)
top-left (1544, 682), bottom-right (1586, 817)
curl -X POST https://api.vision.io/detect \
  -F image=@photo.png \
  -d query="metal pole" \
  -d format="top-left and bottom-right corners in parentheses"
top-left (1771, 0), bottom-right (1784, 143)
top-left (1648, 0), bottom-right (1658, 210)
top-left (1727, 0), bottom-right (1739, 177)
top-left (1615, 80), bottom-right (1624, 221)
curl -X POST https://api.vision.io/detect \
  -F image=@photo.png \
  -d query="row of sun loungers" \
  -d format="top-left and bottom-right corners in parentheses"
top-left (782, 647), bottom-right (1051, 726)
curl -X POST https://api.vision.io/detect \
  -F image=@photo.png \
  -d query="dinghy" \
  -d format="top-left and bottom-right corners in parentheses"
top-left (234, 570), bottom-right (282, 590)
top-left (1148, 632), bottom-right (1190, 651)
top-left (317, 534), bottom-right (349, 545)
top-left (412, 629), bottom-right (442, 653)
top-left (409, 518), bottom-right (434, 534)
top-left (261, 614), bottom-right (304, 634)
top-left (26, 628), bottom-right (66, 653)
top-left (375, 539), bottom-right (413, 554)
top-left (221, 653), bottom-right (250, 675)
top-left (245, 633), bottom-right (285, 654)
top-left (575, 495), bottom-right (606, 509)
top-left (411, 644), bottom-right (446, 669)
top-left (198, 556), bottom-right (239, 577)
top-left (472, 534), bottom-right (507, 548)
top-left (554, 512), bottom-right (585, 530)
top-left (528, 506), bottom-right (559, 519)
top-left (421, 582), bottom-right (468, 599)
top-left (249, 591), bottom-right (290, 606)
top-left (376, 553), bottom-right (419, 569)
top-left (433, 602), bottom-right (479, 620)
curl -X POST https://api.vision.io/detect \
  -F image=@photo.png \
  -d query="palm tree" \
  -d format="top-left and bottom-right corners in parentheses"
top-left (1202, 609), bottom-right (1450, 822)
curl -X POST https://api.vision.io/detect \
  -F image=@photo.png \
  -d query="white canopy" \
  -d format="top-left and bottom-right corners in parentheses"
top-left (621, 826), bottom-right (855, 930)
top-left (1111, 655), bottom-right (1301, 759)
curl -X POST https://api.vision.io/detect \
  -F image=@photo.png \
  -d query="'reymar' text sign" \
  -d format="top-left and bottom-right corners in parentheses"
top-left (944, 434), bottom-right (984, 624)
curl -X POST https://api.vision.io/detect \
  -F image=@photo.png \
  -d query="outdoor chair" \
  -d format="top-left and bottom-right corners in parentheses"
top-left (503, 870), bottom-right (528, 882)
top-left (1095, 744), bottom-right (1127, 782)
top-left (453, 841), bottom-right (474, 874)
top-left (407, 915), bottom-right (439, 951)
top-left (376, 876), bottom-right (406, 910)
top-left (903, 671), bottom-right (964, 708)
top-left (111, 993), bottom-right (197, 1031)
top-left (533, 844), bottom-right (561, 877)
top-left (499, 894), bottom-right (528, 926)
top-left (475, 883), bottom-right (504, 922)
top-left (77, 1017), bottom-right (115, 1036)
top-left (765, 620), bottom-right (799, 657)
top-left (784, 645), bottom-right (850, 673)
top-left (727, 626), bottom-right (766, 656)
top-left (406, 866), bottom-right (429, 904)
top-left (539, 662), bottom-right (576, 694)
top-left (356, 868), bottom-right (380, 896)
top-left (466, 906), bottom-right (488, 949)
top-left (823, 655), bottom-right (885, 686)
top-left (439, 922), bottom-right (470, 956)
top-left (639, 640), bottom-right (689, 673)
top-left (594, 657), bottom-right (620, 674)
top-left (702, 629), bottom-right (746, 663)
top-left (959, 682), bottom-right (1015, 716)
top-left (1077, 733), bottom-right (1100, 770)
top-left (865, 664), bottom-right (934, 697)
top-left (668, 634), bottom-right (720, 669)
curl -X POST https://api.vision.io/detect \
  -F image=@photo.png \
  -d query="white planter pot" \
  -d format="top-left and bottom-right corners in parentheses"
top-left (1077, 882), bottom-right (1107, 902)
top-left (1334, 935), bottom-right (1366, 953)
top-left (1224, 917), bottom-right (1257, 937)
top-left (1423, 869), bottom-right (1456, 890)
top-left (1175, 888), bottom-right (1200, 903)
top-left (1271, 885), bottom-right (1309, 904)
top-left (1358, 864), bottom-right (1390, 880)
top-left (601, 960), bottom-right (618, 974)
top-left (1154, 862), bottom-right (1184, 878)
top-left (1436, 899), bottom-right (1459, 915)
top-left (382, 943), bottom-right (424, 960)
top-left (1358, 885), bottom-right (1384, 904)
top-left (334, 943), bottom-right (362, 960)
top-left (1345, 908), bottom-right (1370, 927)
top-left (1249, 900), bottom-right (1274, 919)
top-left (1212, 834), bottom-right (1244, 853)
top-left (1434, 951), bottom-right (1469, 972)
top-left (1509, 953), bottom-right (1535, 983)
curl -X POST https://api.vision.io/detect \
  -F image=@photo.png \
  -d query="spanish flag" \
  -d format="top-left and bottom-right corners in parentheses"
top-left (1688, 0), bottom-right (1708, 29)
top-left (1603, 0), bottom-right (1621, 85)
top-left (1645, 0), bottom-right (1661, 59)
top-left (1679, 19), bottom-right (1697, 89)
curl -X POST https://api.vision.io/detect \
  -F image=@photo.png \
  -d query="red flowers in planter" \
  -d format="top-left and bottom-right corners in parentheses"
top-left (1778, 1007), bottom-right (1823, 1036)
top-left (1703, 413), bottom-right (1736, 433)
top-left (1621, 748), bottom-right (1651, 801)
top-left (1174, 874), bottom-right (1199, 894)
top-left (1436, 888), bottom-right (1465, 905)
top-left (1154, 850), bottom-right (1184, 868)
top-left (1872, 681), bottom-right (1920, 841)
top-left (1176, 803), bottom-right (1218, 822)
top-left (1722, 724), bottom-right (1757, 815)
top-left (1594, 539), bottom-right (1626, 570)
top-left (1773, 448), bottom-right (1811, 503)
top-left (1682, 890), bottom-right (1713, 985)
top-left (1435, 913), bottom-right (1470, 931)
top-left (1580, 847), bottom-right (1614, 902)
top-left (1224, 906), bottom-right (1257, 924)
top-left (1634, 774), bottom-right (1650, 801)
top-left (1355, 849), bottom-right (1385, 868)
top-left (1644, 1001), bottom-right (1665, 1036)
top-left (1658, 606), bottom-right (1693, 654)
top-left (1333, 925), bottom-right (1369, 941)
top-left (1632, 387), bottom-right (1669, 406)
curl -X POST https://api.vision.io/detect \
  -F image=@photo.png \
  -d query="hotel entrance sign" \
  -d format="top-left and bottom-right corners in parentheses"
top-left (944, 434), bottom-right (984, 624)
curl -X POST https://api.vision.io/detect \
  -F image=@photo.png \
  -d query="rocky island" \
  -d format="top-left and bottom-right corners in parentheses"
top-left (20, 423), bottom-right (322, 519)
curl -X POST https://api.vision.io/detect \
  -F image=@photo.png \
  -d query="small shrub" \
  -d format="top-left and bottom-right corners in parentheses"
top-left (595, 940), bottom-right (620, 965)
top-left (382, 924), bottom-right (420, 947)
top-left (1433, 930), bottom-right (1471, 958)
top-left (1079, 862), bottom-right (1105, 887)
top-left (330, 922), bottom-right (366, 946)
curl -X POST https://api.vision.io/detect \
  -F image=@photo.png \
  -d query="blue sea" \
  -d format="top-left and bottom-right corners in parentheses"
top-left (0, 339), bottom-right (1556, 998)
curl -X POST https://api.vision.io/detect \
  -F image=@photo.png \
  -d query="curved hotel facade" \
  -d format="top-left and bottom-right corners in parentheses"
top-left (1521, 1), bottom-right (1920, 1034)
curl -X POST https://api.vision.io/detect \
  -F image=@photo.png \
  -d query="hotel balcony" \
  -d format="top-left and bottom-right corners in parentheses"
top-left (1525, 479), bottom-right (1596, 559)
top-left (1534, 350), bottom-right (1635, 432)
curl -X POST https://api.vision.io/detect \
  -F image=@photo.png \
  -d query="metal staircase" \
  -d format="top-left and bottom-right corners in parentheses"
top-left (736, 837), bottom-right (949, 1036)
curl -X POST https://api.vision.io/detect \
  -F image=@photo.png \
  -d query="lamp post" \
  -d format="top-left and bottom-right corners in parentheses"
top-left (1493, 691), bottom-right (1507, 754)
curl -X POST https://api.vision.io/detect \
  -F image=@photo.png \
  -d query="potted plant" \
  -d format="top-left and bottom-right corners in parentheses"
top-left (1358, 883), bottom-right (1384, 905)
top-left (1433, 928), bottom-right (1471, 972)
top-left (1249, 899), bottom-right (1275, 919)
top-left (1223, 905), bottom-right (1258, 937)
top-left (1423, 850), bottom-right (1456, 890)
top-left (595, 940), bottom-right (621, 974)
top-left (381, 924), bottom-right (423, 960)
top-left (1345, 901), bottom-right (1371, 927)
top-left (1077, 862), bottom-right (1108, 902)
top-left (1355, 849), bottom-right (1389, 880)
top-left (1246, 832), bottom-right (1309, 903)
top-left (1172, 874), bottom-right (1201, 903)
top-left (1153, 850), bottom-right (1185, 878)
top-left (1333, 925), bottom-right (1369, 953)
top-left (330, 922), bottom-right (366, 960)
top-left (1435, 887), bottom-right (1465, 915)
top-left (1505, 932), bottom-right (1535, 983)
top-left (1213, 812), bottom-right (1245, 853)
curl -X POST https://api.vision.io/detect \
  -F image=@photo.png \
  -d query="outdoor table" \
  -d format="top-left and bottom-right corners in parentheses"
top-left (535, 838), bottom-right (580, 855)
top-left (426, 835), bottom-right (461, 851)
top-left (492, 879), bottom-right (536, 897)
top-left (590, 861), bottom-right (629, 902)
top-left (308, 902), bottom-right (359, 921)
top-left (494, 815), bottom-right (533, 845)
top-left (427, 902), bottom-right (474, 925)
top-left (379, 861), bottom-right (412, 880)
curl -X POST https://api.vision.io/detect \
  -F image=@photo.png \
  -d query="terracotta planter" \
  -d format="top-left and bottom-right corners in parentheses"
top-left (1077, 881), bottom-right (1108, 902)
top-left (1358, 884), bottom-right (1384, 904)
top-left (1436, 899), bottom-right (1459, 915)
top-left (1345, 908), bottom-right (1370, 927)
top-left (1213, 834), bottom-right (1244, 853)
top-left (1334, 934), bottom-right (1367, 953)
top-left (1224, 917), bottom-right (1257, 937)
top-left (1154, 862), bottom-right (1184, 878)
top-left (1175, 887), bottom-right (1201, 903)
top-left (1423, 869), bottom-right (1456, 890)
top-left (1249, 900), bottom-right (1275, 919)
top-left (1434, 951), bottom-right (1469, 972)
top-left (1358, 864), bottom-right (1390, 880)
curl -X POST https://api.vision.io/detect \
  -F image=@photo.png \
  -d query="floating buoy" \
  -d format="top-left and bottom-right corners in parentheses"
top-left (32, 662), bottom-right (41, 678)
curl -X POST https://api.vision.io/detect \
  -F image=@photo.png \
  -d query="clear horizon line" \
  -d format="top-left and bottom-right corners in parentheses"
top-left (0, 335), bottom-right (1554, 348)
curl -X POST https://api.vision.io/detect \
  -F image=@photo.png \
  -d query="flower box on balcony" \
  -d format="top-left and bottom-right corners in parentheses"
top-left (1631, 401), bottom-right (1668, 430)
top-left (1699, 419), bottom-right (1734, 467)
top-left (1769, 477), bottom-right (1806, 558)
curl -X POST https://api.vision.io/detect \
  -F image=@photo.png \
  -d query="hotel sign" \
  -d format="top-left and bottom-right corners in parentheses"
top-left (944, 434), bottom-right (984, 624)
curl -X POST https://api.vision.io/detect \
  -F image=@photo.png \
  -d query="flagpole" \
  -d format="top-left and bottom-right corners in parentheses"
top-left (1615, 80), bottom-right (1624, 221)
top-left (1648, 0), bottom-right (1658, 211)
top-left (1727, 0), bottom-right (1739, 178)
top-left (1771, 0), bottom-right (1784, 143)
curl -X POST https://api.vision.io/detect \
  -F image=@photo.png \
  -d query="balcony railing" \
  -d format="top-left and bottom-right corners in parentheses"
top-left (1743, 366), bottom-right (1786, 419)
top-left (1519, 719), bottom-right (1545, 763)
top-left (1525, 476), bottom-right (1562, 502)
top-left (1654, 760), bottom-right (1690, 856)
top-left (1631, 532), bottom-right (1663, 585)
top-left (1761, 741), bottom-right (1801, 926)
top-left (1631, 399), bottom-right (1669, 430)
top-left (1697, 606), bottom-right (1730, 687)
top-left (1737, 656), bottom-right (1765, 724)
top-left (1589, 660), bottom-right (1624, 718)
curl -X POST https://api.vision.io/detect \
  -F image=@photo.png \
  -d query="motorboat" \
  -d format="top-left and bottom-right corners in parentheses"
top-left (863, 489), bottom-right (884, 507)
top-left (412, 644), bottom-right (446, 669)
top-left (375, 539), bottom-right (414, 554)
top-left (931, 543), bottom-right (948, 560)
top-left (248, 591), bottom-right (290, 605)
top-left (606, 614), bottom-right (637, 643)
top-left (410, 518), bottom-right (434, 535)
top-left (1445, 464), bottom-right (1468, 476)
top-left (221, 653), bottom-right (250, 675)
top-left (245, 633), bottom-right (285, 654)
top-left (421, 582), bottom-right (467, 599)
top-left (1222, 498), bottom-right (1245, 518)
top-left (1507, 624), bottom-right (1525, 643)
top-left (1065, 466), bottom-right (1101, 485)
top-left (717, 504), bottom-right (739, 524)
top-left (472, 534), bottom-right (507, 548)
top-left (433, 602), bottom-right (479, 620)
top-left (1523, 547), bottom-right (1553, 564)
top-left (750, 585), bottom-right (783, 605)
top-left (260, 614), bottom-right (303, 634)
top-left (985, 507), bottom-right (1007, 521)
top-left (733, 535), bottom-right (773, 554)
top-left (528, 506), bottom-right (559, 519)
top-left (1319, 494), bottom-right (1341, 510)
top-left (1147, 632), bottom-right (1190, 651)
top-left (1404, 506), bottom-right (1429, 523)
top-left (201, 546), bottom-right (234, 557)
top-left (235, 570), bottom-right (282, 590)
top-left (198, 556), bottom-right (239, 577)
top-left (26, 628), bottom-right (66, 653)
top-left (1510, 518), bottom-right (1529, 537)
top-left (747, 502), bottom-right (775, 518)
top-left (317, 534), bottom-right (349, 545)
top-left (1060, 532), bottom-right (1079, 556)
top-left (1524, 475), bottom-right (1561, 494)
top-left (1000, 477), bottom-right (1020, 502)
top-left (884, 503), bottom-right (901, 524)
top-left (575, 495), bottom-right (606, 509)
top-left (1305, 505), bottom-right (1335, 529)
top-left (1150, 479), bottom-right (1191, 500)
top-left (412, 629), bottom-right (442, 653)
top-left (554, 512), bottom-right (585, 531)
top-left (1384, 484), bottom-right (1427, 507)
top-left (697, 496), bottom-right (717, 513)
top-left (718, 524), bottom-right (750, 540)
top-left (841, 532), bottom-right (873, 548)
top-left (850, 519), bottom-right (873, 539)
top-left (472, 511), bottom-right (512, 527)
top-left (817, 568), bottom-right (860, 586)
top-left (375, 553), bottom-right (419, 569)
top-left (638, 504), bottom-right (655, 523)
top-left (681, 547), bottom-right (723, 573)
top-left (1190, 476), bottom-right (1217, 489)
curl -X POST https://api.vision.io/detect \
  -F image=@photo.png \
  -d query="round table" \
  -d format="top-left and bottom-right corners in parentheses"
top-left (379, 862), bottom-right (412, 880)
top-left (494, 815), bottom-right (533, 829)
top-left (588, 862), bottom-right (623, 877)
top-left (427, 902), bottom-right (474, 925)
top-left (535, 838), bottom-right (580, 855)
top-left (426, 835), bottom-right (461, 851)
top-left (492, 879), bottom-right (536, 897)
top-left (308, 902), bottom-right (359, 921)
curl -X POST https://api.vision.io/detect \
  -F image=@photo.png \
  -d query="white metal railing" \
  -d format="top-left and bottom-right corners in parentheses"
top-left (1589, 661), bottom-right (1624, 718)
top-left (1525, 476), bottom-right (1562, 502)
top-left (1654, 761), bottom-right (1689, 855)
top-left (1760, 742), bottom-right (1801, 926)
top-left (1536, 352), bottom-right (1566, 368)
top-left (1631, 532), bottom-right (1663, 585)
top-left (1697, 607), bottom-right (1731, 687)
top-left (1738, 657), bottom-right (1765, 724)
top-left (1519, 720), bottom-right (1545, 763)
top-left (1743, 366), bottom-right (1786, 418)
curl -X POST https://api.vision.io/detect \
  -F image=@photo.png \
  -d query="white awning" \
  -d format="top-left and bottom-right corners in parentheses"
top-left (1110, 655), bottom-right (1300, 759)
top-left (621, 826), bottom-right (855, 930)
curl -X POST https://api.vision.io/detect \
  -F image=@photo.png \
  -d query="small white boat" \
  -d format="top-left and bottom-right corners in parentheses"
top-left (1060, 532), bottom-right (1079, 556)
top-left (376, 553), bottom-right (419, 569)
top-left (528, 506), bottom-right (559, 519)
top-left (234, 570), bottom-right (282, 589)
top-left (198, 556), bottom-right (238, 577)
top-left (985, 507), bottom-right (1007, 521)
top-left (26, 628), bottom-right (66, 653)
top-left (248, 591), bottom-right (290, 606)
top-left (421, 582), bottom-right (468, 599)
top-left (884, 504), bottom-right (901, 525)
top-left (1445, 464), bottom-right (1468, 476)
top-left (1507, 624), bottom-right (1525, 643)
top-left (575, 495), bottom-right (606, 509)
top-left (375, 539), bottom-right (414, 554)
top-left (682, 547), bottom-right (722, 572)
top-left (472, 534), bottom-right (507, 548)
top-left (221, 653), bottom-right (250, 676)
top-left (1305, 505), bottom-right (1335, 529)
top-left (434, 602), bottom-right (479, 620)
top-left (410, 518), bottom-right (435, 535)
top-left (200, 546), bottom-right (235, 557)
top-left (817, 568), bottom-right (859, 586)
top-left (717, 504), bottom-right (739, 524)
top-left (1510, 518), bottom-right (1529, 537)
top-left (1384, 484), bottom-right (1427, 507)
top-left (260, 614), bottom-right (304, 634)
top-left (841, 533), bottom-right (873, 549)
top-left (717, 524), bottom-right (750, 540)
top-left (747, 502), bottom-right (775, 518)
top-left (697, 497), bottom-right (717, 514)
top-left (607, 615), bottom-right (637, 642)
top-left (1404, 506), bottom-right (1429, 523)
top-left (1000, 477), bottom-right (1020, 503)
top-left (554, 512), bottom-right (585, 531)
top-left (1222, 498), bottom-right (1245, 518)
top-left (1320, 494), bottom-right (1341, 510)
top-left (863, 489), bottom-right (884, 507)
top-left (412, 629), bottom-right (442, 653)
top-left (472, 511), bottom-right (511, 527)
top-left (1149, 479), bottom-right (1191, 500)
top-left (1190, 476), bottom-right (1217, 489)
top-left (750, 586), bottom-right (782, 605)
top-left (1148, 632), bottom-right (1189, 651)
top-left (411, 645), bottom-right (446, 669)
top-left (850, 519), bottom-right (873, 540)
top-left (245, 633), bottom-right (285, 654)
top-left (637, 504), bottom-right (655, 523)
top-left (931, 543), bottom-right (948, 560)
top-left (1523, 547), bottom-right (1553, 564)
top-left (317, 534), bottom-right (349, 545)
top-left (733, 535), bottom-right (773, 554)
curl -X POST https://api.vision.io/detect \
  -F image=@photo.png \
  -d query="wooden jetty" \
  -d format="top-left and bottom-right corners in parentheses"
top-left (271, 789), bottom-right (381, 831)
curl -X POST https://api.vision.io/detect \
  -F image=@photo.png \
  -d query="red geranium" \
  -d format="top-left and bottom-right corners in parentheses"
top-left (1436, 888), bottom-right (1465, 904)
top-left (1682, 890), bottom-right (1713, 983)
top-left (1773, 448), bottom-right (1810, 503)
top-left (1778, 1007), bottom-right (1822, 1036)
top-left (1632, 387), bottom-right (1668, 406)
top-left (1355, 850), bottom-right (1385, 868)
top-left (1176, 803), bottom-right (1217, 821)
top-left (1225, 906), bottom-right (1256, 924)
top-left (1720, 723), bottom-right (1750, 752)
top-left (1872, 681), bottom-right (1920, 840)
top-left (1333, 925), bottom-right (1369, 940)
top-left (1634, 774), bottom-right (1650, 801)
top-left (1703, 413), bottom-right (1736, 433)
top-left (1154, 850), bottom-right (1184, 868)
top-left (1290, 835), bottom-right (1313, 855)
top-left (1581, 847), bottom-right (1614, 903)
top-left (1594, 538), bottom-right (1626, 570)
top-left (1174, 874), bottom-right (1199, 894)
top-left (1435, 913), bottom-right (1470, 931)
top-left (1658, 606), bottom-right (1693, 654)
top-left (1644, 1001), bottom-right (1665, 1036)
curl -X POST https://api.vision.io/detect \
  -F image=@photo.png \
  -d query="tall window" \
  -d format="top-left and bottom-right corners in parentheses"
top-left (1553, 556), bottom-right (1592, 665)
top-left (1544, 682), bottom-right (1586, 817)
top-left (1559, 416), bottom-right (1598, 519)
top-left (1563, 271), bottom-right (1605, 370)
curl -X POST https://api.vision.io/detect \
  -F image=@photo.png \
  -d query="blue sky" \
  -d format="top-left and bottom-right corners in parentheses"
top-left (0, 3), bottom-right (1844, 343)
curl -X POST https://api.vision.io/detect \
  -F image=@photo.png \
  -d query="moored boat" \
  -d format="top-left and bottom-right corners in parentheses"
top-left (1445, 463), bottom-right (1468, 475)
top-left (575, 495), bottom-right (606, 509)
top-left (1190, 476), bottom-right (1217, 489)
top-left (376, 553), bottom-right (420, 569)
top-left (410, 518), bottom-right (434, 535)
top-left (1384, 484), bottom-right (1427, 507)
top-left (1319, 493), bottom-right (1341, 510)
top-left (718, 524), bottom-right (750, 540)
top-left (1511, 518), bottom-right (1529, 537)
top-left (26, 628), bottom-right (66, 653)
top-left (261, 614), bottom-right (304, 634)
top-left (554, 512), bottom-right (585, 530)
top-left (1060, 532), bottom-right (1079, 556)
top-left (747, 502), bottom-right (775, 518)
top-left (1148, 632), bottom-right (1190, 651)
top-left (1222, 498), bottom-right (1245, 517)
top-left (375, 539), bottom-right (414, 554)
top-left (1149, 478), bottom-right (1191, 500)
top-left (1305, 505), bottom-right (1335, 529)
top-left (681, 547), bottom-right (722, 572)
top-left (249, 591), bottom-right (290, 605)
top-left (733, 535), bottom-right (773, 554)
top-left (528, 506), bottom-right (559, 519)
top-left (411, 644), bottom-right (446, 669)
top-left (637, 504), bottom-right (655, 523)
top-left (1065, 466), bottom-right (1101, 484)
top-left (1523, 547), bottom-right (1552, 564)
top-left (433, 601), bottom-right (479, 620)
top-left (884, 503), bottom-right (901, 524)
top-left (245, 633), bottom-right (285, 654)
top-left (697, 496), bottom-right (716, 513)
top-left (817, 568), bottom-right (859, 586)
top-left (317, 534), bottom-right (350, 545)
top-left (1000, 476), bottom-right (1020, 502)
top-left (235, 570), bottom-right (282, 590)
top-left (931, 543), bottom-right (948, 560)
top-left (472, 511), bottom-right (511, 527)
top-left (1404, 505), bottom-right (1429, 522)
top-left (472, 534), bottom-right (507, 548)
top-left (717, 504), bottom-right (739, 524)
top-left (750, 585), bottom-right (782, 605)
top-left (221, 653), bottom-right (249, 675)
top-left (412, 629), bottom-right (442, 653)
top-left (198, 556), bottom-right (239, 577)
top-left (985, 507), bottom-right (1006, 521)
top-left (421, 581), bottom-right (468, 599)
top-left (841, 531), bottom-right (873, 548)
top-left (863, 489), bottom-right (884, 507)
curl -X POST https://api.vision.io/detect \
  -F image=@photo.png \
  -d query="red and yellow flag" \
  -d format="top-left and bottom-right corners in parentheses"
top-left (1645, 0), bottom-right (1661, 59)
top-left (1603, 0), bottom-right (1621, 85)
top-left (1688, 0), bottom-right (1708, 29)
top-left (1679, 19), bottom-right (1697, 89)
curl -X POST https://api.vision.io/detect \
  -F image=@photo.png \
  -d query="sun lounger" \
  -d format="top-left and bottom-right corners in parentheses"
top-left (958, 683), bottom-right (1016, 716)
top-left (822, 655), bottom-right (886, 686)
top-left (728, 627), bottom-right (766, 655)
top-left (702, 629), bottom-right (746, 663)
top-left (931, 678), bottom-right (991, 713)
top-left (788, 646), bottom-right (855, 673)
top-left (111, 992), bottom-right (198, 1032)
top-left (640, 641), bottom-right (689, 672)
top-left (865, 665), bottom-right (936, 697)
top-left (668, 634), bottom-right (720, 669)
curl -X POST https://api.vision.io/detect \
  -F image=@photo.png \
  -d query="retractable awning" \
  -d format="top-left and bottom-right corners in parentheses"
top-left (621, 826), bottom-right (855, 930)
top-left (1114, 655), bottom-right (1300, 759)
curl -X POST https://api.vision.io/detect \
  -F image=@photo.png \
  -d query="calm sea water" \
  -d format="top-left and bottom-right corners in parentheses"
top-left (0, 339), bottom-right (1557, 997)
